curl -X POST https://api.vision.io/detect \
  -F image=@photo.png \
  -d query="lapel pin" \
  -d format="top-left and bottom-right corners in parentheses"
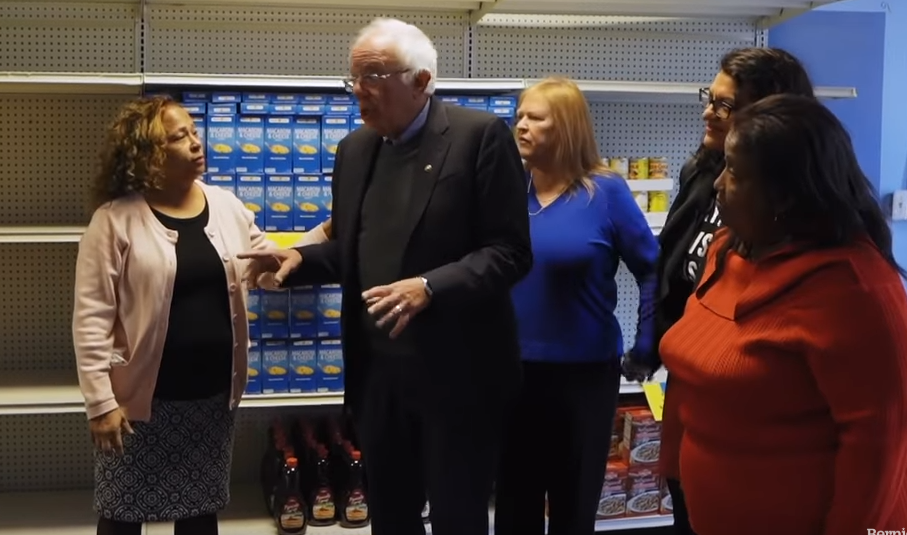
top-left (424, 164), bottom-right (432, 172)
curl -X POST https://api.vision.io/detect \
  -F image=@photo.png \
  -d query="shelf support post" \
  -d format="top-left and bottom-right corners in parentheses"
top-left (469, 1), bottom-right (497, 25)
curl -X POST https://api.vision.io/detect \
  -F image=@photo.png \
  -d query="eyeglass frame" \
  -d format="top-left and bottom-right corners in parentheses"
top-left (343, 69), bottom-right (411, 93)
top-left (699, 87), bottom-right (735, 120)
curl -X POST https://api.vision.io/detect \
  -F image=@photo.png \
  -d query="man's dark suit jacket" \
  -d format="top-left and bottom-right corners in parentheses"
top-left (282, 96), bottom-right (533, 417)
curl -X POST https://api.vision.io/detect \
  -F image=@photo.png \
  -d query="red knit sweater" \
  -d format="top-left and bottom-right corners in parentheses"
top-left (659, 231), bottom-right (907, 535)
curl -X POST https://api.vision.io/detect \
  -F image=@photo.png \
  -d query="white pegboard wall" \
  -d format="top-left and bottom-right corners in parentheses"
top-left (0, 406), bottom-right (343, 492)
top-left (0, 413), bottom-right (95, 492)
top-left (474, 15), bottom-right (760, 82)
top-left (0, 2), bottom-right (139, 73)
top-left (0, 244), bottom-right (78, 374)
top-left (0, 95), bottom-right (132, 227)
top-left (591, 102), bottom-right (704, 342)
top-left (145, 6), bottom-right (469, 77)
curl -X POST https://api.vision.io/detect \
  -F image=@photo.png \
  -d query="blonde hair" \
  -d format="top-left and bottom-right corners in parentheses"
top-left (518, 77), bottom-right (612, 196)
top-left (93, 95), bottom-right (174, 208)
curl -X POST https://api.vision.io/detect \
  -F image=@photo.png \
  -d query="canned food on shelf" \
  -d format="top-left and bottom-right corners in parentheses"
top-left (629, 157), bottom-right (649, 179)
top-left (649, 157), bottom-right (668, 179)
top-left (609, 157), bottom-right (629, 179)
top-left (648, 191), bottom-right (669, 213)
top-left (634, 191), bottom-right (649, 213)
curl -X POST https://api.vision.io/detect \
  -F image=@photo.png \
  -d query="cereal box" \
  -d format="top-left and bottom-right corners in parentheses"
top-left (240, 102), bottom-right (269, 115)
top-left (265, 115), bottom-right (293, 174)
top-left (181, 103), bottom-right (206, 116)
top-left (293, 116), bottom-right (322, 174)
top-left (489, 107), bottom-right (516, 128)
top-left (316, 338), bottom-right (343, 392)
top-left (270, 94), bottom-right (299, 105)
top-left (269, 103), bottom-right (297, 116)
top-left (261, 288), bottom-right (289, 339)
top-left (321, 115), bottom-right (350, 174)
top-left (289, 285), bottom-right (318, 339)
top-left (236, 174), bottom-right (265, 229)
top-left (293, 174), bottom-right (323, 231)
top-left (609, 433), bottom-right (621, 461)
top-left (626, 466), bottom-right (661, 517)
top-left (245, 339), bottom-right (262, 395)
top-left (182, 92), bottom-right (208, 102)
top-left (192, 116), bottom-right (206, 149)
top-left (206, 114), bottom-right (236, 173)
top-left (207, 173), bottom-right (236, 196)
top-left (300, 94), bottom-right (327, 106)
top-left (261, 340), bottom-right (289, 394)
top-left (208, 103), bottom-right (236, 115)
top-left (620, 408), bottom-right (661, 467)
top-left (289, 339), bottom-right (318, 394)
top-left (211, 92), bottom-right (241, 103)
top-left (242, 92), bottom-right (269, 103)
top-left (490, 96), bottom-right (518, 108)
top-left (247, 288), bottom-right (261, 340)
top-left (320, 181), bottom-right (333, 217)
top-left (596, 462), bottom-right (628, 520)
top-left (236, 115), bottom-right (265, 173)
top-left (463, 96), bottom-right (488, 109)
top-left (264, 173), bottom-right (294, 232)
top-left (439, 96), bottom-right (461, 106)
top-left (659, 477), bottom-right (673, 515)
top-left (316, 284), bottom-right (342, 338)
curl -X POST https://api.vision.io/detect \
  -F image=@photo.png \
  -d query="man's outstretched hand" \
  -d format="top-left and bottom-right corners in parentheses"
top-left (237, 249), bottom-right (302, 290)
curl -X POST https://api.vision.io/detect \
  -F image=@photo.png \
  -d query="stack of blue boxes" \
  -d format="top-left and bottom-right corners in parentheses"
top-left (178, 89), bottom-right (517, 398)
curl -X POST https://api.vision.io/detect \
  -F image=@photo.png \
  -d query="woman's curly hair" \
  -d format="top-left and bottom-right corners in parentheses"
top-left (92, 95), bottom-right (176, 208)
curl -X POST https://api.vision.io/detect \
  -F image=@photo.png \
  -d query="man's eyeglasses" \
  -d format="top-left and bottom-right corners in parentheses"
top-left (343, 70), bottom-right (411, 93)
top-left (699, 88), bottom-right (734, 120)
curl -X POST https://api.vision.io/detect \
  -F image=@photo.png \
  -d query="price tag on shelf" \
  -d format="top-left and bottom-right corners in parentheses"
top-left (642, 381), bottom-right (667, 422)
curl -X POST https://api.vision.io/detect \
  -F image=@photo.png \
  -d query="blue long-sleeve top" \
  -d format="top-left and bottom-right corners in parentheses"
top-left (512, 173), bottom-right (659, 363)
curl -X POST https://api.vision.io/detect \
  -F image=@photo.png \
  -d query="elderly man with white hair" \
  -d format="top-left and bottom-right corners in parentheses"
top-left (240, 17), bottom-right (531, 535)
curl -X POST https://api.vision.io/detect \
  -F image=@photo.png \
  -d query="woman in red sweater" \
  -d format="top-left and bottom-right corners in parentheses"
top-left (659, 94), bottom-right (907, 535)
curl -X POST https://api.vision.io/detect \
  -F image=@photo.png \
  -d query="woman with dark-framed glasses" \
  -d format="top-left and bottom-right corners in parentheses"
top-left (621, 46), bottom-right (815, 535)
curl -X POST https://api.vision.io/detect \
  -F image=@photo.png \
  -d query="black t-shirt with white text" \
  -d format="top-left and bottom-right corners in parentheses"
top-left (683, 197), bottom-right (723, 284)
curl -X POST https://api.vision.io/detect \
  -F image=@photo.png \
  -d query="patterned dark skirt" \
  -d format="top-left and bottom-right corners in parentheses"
top-left (94, 392), bottom-right (237, 522)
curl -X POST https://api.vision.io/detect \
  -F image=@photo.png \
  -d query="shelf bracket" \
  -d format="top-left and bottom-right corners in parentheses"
top-left (469, 1), bottom-right (497, 25)
top-left (757, 5), bottom-right (812, 30)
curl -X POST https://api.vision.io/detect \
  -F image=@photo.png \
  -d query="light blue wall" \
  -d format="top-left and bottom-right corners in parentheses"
top-left (770, 0), bottom-right (907, 263)
top-left (769, 10), bottom-right (884, 186)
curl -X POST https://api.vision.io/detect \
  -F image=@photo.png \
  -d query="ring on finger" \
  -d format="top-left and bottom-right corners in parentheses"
top-left (393, 304), bottom-right (404, 315)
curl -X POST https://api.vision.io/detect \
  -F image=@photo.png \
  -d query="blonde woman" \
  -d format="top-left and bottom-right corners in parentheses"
top-left (73, 95), bottom-right (271, 535)
top-left (493, 78), bottom-right (659, 535)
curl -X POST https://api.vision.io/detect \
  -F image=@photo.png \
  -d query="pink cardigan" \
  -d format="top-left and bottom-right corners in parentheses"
top-left (72, 181), bottom-right (273, 421)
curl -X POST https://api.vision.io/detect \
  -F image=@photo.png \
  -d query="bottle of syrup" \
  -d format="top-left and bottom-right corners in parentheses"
top-left (340, 450), bottom-right (370, 528)
top-left (274, 456), bottom-right (308, 535)
top-left (308, 445), bottom-right (337, 526)
top-left (262, 430), bottom-right (287, 515)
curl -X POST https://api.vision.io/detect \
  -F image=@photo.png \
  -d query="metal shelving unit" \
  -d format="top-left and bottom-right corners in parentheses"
top-left (0, 485), bottom-right (674, 534)
top-left (0, 72), bottom-right (856, 104)
top-left (0, 0), bottom-right (848, 531)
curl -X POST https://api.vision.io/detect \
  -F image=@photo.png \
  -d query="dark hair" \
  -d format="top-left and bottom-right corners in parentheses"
top-left (694, 47), bottom-right (816, 171)
top-left (93, 95), bottom-right (175, 208)
top-left (717, 94), bottom-right (903, 276)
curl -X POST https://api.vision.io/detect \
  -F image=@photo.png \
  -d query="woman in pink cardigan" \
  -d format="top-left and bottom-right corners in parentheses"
top-left (72, 95), bottom-right (271, 535)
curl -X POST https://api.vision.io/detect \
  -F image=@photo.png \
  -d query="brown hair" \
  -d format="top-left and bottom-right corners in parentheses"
top-left (518, 77), bottom-right (612, 196)
top-left (694, 47), bottom-right (816, 171)
top-left (92, 95), bottom-right (175, 208)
